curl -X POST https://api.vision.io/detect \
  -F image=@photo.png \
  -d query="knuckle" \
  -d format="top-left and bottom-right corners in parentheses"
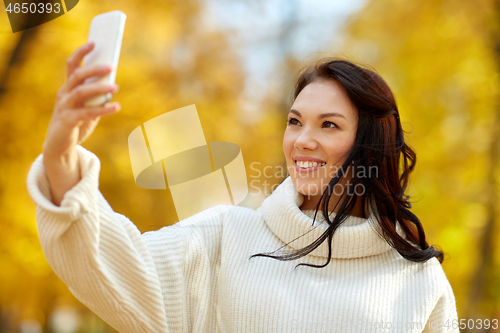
top-left (68, 68), bottom-right (80, 82)
top-left (59, 94), bottom-right (70, 105)
top-left (55, 99), bottom-right (67, 112)
top-left (74, 66), bottom-right (84, 76)
top-left (69, 69), bottom-right (80, 82)
top-left (55, 99), bottom-right (68, 112)
top-left (73, 87), bottom-right (84, 98)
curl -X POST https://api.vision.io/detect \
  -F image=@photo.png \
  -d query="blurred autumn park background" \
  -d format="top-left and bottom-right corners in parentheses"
top-left (1, 0), bottom-right (500, 331)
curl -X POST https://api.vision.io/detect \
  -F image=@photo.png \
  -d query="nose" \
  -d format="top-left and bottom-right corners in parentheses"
top-left (294, 127), bottom-right (318, 151)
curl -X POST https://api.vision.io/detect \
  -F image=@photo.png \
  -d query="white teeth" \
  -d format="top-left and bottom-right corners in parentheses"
top-left (295, 160), bottom-right (326, 168)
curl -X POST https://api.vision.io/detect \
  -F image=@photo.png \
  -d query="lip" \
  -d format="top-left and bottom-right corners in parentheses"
top-left (294, 164), bottom-right (324, 173)
top-left (294, 156), bottom-right (326, 163)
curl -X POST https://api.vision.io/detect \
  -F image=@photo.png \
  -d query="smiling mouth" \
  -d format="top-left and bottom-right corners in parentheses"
top-left (295, 160), bottom-right (327, 169)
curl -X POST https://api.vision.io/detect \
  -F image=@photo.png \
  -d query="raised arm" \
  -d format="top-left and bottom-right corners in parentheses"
top-left (42, 41), bottom-right (119, 207)
top-left (27, 43), bottom-right (169, 332)
top-left (28, 148), bottom-right (169, 332)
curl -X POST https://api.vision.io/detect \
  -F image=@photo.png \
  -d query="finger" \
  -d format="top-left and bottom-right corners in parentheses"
top-left (77, 102), bottom-right (121, 120)
top-left (65, 42), bottom-right (95, 81)
top-left (63, 82), bottom-right (118, 108)
top-left (59, 102), bottom-right (121, 127)
top-left (66, 63), bottom-right (113, 92)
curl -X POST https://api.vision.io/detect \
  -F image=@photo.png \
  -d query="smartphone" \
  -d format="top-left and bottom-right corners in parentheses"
top-left (83, 10), bottom-right (126, 107)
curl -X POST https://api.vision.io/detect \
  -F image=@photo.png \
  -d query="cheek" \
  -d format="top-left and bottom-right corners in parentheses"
top-left (326, 134), bottom-right (356, 159)
top-left (282, 132), bottom-right (294, 156)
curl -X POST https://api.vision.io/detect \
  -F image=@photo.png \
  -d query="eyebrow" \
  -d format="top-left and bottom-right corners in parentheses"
top-left (289, 109), bottom-right (346, 120)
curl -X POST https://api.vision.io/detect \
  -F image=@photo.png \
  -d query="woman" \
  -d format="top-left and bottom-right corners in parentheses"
top-left (27, 42), bottom-right (459, 332)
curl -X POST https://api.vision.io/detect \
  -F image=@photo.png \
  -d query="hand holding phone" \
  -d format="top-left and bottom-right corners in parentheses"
top-left (83, 10), bottom-right (126, 107)
top-left (42, 11), bottom-right (126, 205)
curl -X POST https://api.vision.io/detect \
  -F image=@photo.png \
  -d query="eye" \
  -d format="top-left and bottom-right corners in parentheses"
top-left (323, 121), bottom-right (337, 129)
top-left (287, 117), bottom-right (301, 126)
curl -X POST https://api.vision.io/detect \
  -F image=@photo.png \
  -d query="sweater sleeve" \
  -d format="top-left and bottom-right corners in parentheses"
top-left (26, 146), bottom-right (169, 333)
top-left (141, 205), bottom-right (226, 332)
top-left (422, 272), bottom-right (460, 333)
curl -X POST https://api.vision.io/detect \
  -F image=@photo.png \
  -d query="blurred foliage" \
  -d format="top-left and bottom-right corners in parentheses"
top-left (0, 0), bottom-right (498, 331)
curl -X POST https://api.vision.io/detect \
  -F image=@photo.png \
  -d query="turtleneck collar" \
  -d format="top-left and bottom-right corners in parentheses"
top-left (259, 176), bottom-right (407, 259)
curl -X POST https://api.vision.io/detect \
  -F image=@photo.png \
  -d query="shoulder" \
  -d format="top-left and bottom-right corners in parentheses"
top-left (415, 258), bottom-right (460, 325)
top-left (389, 252), bottom-right (455, 297)
top-left (422, 258), bottom-right (456, 301)
top-left (419, 257), bottom-right (453, 288)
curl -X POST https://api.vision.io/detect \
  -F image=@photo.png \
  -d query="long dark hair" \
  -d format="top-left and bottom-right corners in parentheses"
top-left (250, 58), bottom-right (444, 268)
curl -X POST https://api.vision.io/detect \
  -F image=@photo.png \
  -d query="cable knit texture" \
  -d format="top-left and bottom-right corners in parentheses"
top-left (26, 145), bottom-right (459, 333)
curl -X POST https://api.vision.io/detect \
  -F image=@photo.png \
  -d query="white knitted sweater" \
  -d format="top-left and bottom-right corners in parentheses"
top-left (26, 146), bottom-right (459, 333)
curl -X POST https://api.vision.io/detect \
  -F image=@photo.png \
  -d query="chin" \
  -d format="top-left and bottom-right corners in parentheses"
top-left (291, 177), bottom-right (327, 197)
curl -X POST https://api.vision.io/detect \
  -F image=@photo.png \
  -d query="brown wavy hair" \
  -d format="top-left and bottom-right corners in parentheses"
top-left (250, 58), bottom-right (444, 268)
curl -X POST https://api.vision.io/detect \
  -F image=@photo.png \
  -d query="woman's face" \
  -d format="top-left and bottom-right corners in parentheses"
top-left (283, 79), bottom-right (359, 204)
